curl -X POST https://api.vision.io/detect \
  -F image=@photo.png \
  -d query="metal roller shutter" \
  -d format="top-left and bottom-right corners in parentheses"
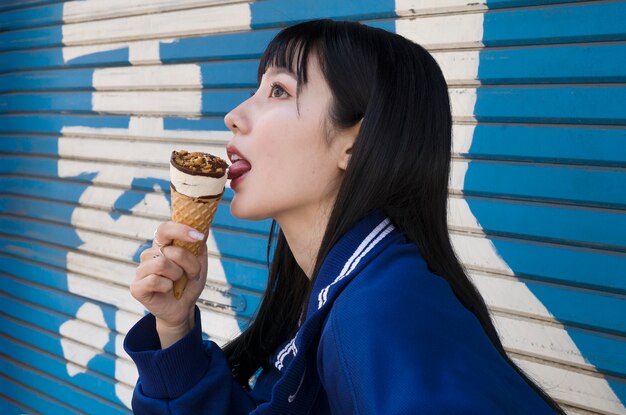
top-left (0, 0), bottom-right (623, 414)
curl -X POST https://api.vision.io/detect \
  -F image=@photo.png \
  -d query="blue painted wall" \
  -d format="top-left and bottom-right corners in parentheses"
top-left (467, 0), bottom-right (626, 410)
top-left (0, 0), bottom-right (624, 413)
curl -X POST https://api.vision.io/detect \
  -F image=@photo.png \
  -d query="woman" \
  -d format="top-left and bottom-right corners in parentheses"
top-left (124, 19), bottom-right (563, 414)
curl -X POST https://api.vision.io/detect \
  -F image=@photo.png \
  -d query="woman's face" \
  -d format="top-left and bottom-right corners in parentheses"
top-left (224, 54), bottom-right (351, 222)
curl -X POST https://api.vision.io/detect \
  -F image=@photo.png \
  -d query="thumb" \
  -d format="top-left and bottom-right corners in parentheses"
top-left (182, 272), bottom-right (205, 304)
top-left (182, 245), bottom-right (207, 302)
top-left (199, 242), bottom-right (208, 258)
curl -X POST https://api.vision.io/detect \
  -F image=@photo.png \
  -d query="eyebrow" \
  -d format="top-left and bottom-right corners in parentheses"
top-left (264, 67), bottom-right (297, 80)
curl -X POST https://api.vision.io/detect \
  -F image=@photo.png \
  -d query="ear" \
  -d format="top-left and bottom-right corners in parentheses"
top-left (337, 145), bottom-right (352, 171)
top-left (337, 118), bottom-right (363, 171)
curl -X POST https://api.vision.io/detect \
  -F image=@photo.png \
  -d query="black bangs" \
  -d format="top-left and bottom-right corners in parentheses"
top-left (257, 20), bottom-right (328, 96)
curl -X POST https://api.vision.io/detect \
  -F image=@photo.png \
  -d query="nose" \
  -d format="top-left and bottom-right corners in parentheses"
top-left (224, 110), bottom-right (237, 132)
top-left (224, 99), bottom-right (250, 134)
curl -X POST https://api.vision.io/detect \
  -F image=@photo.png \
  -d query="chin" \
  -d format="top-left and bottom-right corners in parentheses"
top-left (229, 198), bottom-right (270, 222)
top-left (229, 200), bottom-right (247, 220)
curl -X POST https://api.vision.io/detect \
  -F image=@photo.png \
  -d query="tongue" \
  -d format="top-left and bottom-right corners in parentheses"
top-left (228, 160), bottom-right (252, 180)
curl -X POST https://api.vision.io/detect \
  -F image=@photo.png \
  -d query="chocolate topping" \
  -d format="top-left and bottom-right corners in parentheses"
top-left (170, 150), bottom-right (229, 178)
top-left (170, 182), bottom-right (224, 201)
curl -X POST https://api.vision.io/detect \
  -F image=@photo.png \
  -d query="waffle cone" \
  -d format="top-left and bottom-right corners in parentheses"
top-left (170, 184), bottom-right (222, 299)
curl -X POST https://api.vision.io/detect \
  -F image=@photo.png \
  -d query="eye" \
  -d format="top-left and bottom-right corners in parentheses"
top-left (269, 82), bottom-right (290, 99)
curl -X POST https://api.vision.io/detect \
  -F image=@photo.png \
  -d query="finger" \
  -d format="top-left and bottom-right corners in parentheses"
top-left (130, 274), bottom-right (174, 300)
top-left (154, 221), bottom-right (206, 248)
top-left (181, 263), bottom-right (207, 302)
top-left (135, 253), bottom-right (184, 283)
top-left (159, 245), bottom-right (202, 280)
top-left (177, 245), bottom-right (208, 302)
top-left (139, 246), bottom-right (165, 263)
top-left (193, 244), bottom-right (208, 280)
top-left (199, 243), bottom-right (207, 257)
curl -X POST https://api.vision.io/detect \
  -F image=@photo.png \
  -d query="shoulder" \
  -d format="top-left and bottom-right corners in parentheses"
top-left (316, 238), bottom-right (552, 413)
top-left (331, 236), bottom-right (472, 330)
top-left (325, 236), bottom-right (494, 363)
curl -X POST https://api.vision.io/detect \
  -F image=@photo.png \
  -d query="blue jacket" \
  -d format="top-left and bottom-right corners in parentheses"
top-left (124, 209), bottom-right (556, 414)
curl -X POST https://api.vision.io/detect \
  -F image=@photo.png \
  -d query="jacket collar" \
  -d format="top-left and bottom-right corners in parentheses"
top-left (305, 208), bottom-right (397, 318)
top-left (264, 208), bottom-right (400, 412)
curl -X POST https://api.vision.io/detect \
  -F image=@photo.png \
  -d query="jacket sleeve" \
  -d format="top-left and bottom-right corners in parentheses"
top-left (316, 261), bottom-right (555, 415)
top-left (124, 307), bottom-right (266, 414)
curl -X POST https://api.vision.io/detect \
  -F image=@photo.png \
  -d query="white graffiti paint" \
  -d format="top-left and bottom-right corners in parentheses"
top-left (62, 0), bottom-right (251, 63)
top-left (396, 10), bottom-right (484, 49)
top-left (59, 0), bottom-right (253, 408)
top-left (92, 64), bottom-right (203, 90)
top-left (59, 303), bottom-right (109, 377)
top-left (396, 6), bottom-right (625, 413)
top-left (395, 0), bottom-right (488, 16)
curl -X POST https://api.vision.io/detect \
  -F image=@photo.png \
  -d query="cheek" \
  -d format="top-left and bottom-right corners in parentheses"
top-left (279, 151), bottom-right (336, 202)
top-left (281, 145), bottom-right (322, 179)
top-left (230, 109), bottom-right (337, 218)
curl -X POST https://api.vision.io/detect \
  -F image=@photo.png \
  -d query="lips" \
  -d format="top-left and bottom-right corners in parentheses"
top-left (226, 144), bottom-right (252, 183)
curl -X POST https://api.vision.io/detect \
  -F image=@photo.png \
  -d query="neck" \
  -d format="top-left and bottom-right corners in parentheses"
top-left (276, 202), bottom-right (333, 280)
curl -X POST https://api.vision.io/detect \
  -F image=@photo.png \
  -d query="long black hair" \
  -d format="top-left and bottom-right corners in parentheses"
top-left (223, 19), bottom-right (564, 413)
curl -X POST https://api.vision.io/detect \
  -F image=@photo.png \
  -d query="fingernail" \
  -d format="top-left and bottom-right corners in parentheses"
top-left (188, 230), bottom-right (205, 241)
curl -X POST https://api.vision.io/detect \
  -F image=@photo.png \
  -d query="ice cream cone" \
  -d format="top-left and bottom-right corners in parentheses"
top-left (169, 150), bottom-right (228, 299)
top-left (170, 186), bottom-right (223, 298)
